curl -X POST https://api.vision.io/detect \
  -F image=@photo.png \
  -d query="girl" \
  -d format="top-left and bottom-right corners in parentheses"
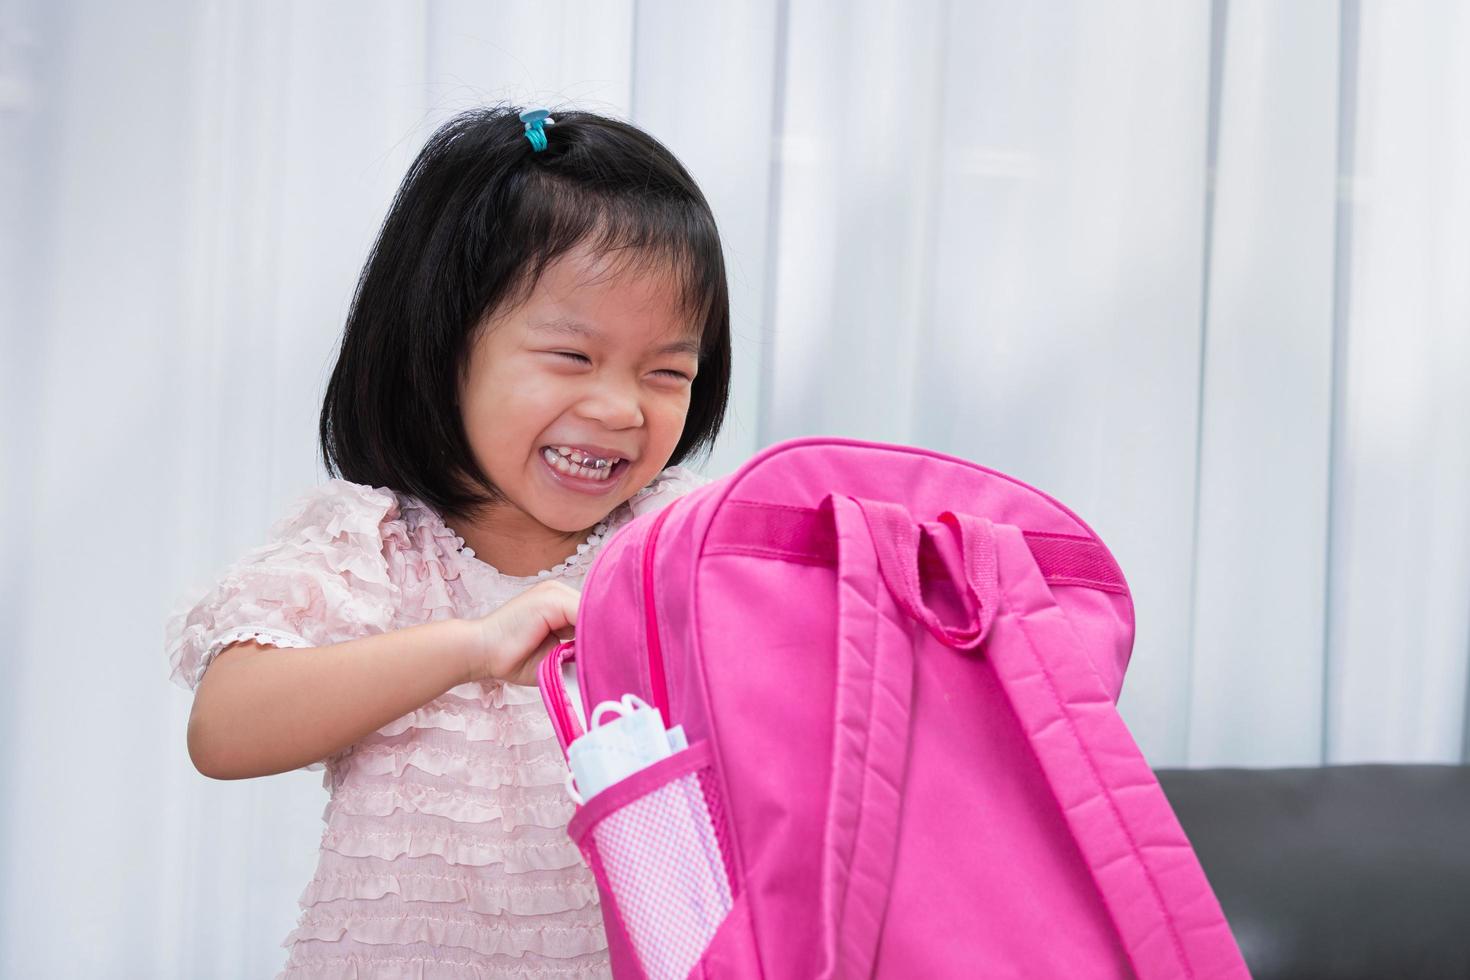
top-left (165, 104), bottom-right (731, 979)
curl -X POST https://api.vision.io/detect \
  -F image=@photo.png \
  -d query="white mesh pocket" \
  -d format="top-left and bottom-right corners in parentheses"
top-left (578, 752), bottom-right (735, 980)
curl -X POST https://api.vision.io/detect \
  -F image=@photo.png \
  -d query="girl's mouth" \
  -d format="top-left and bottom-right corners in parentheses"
top-left (539, 446), bottom-right (630, 495)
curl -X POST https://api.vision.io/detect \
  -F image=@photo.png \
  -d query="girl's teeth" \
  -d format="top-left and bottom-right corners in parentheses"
top-left (543, 446), bottom-right (616, 481)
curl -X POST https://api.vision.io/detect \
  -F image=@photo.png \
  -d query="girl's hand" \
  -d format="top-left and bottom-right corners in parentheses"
top-left (468, 580), bottom-right (580, 686)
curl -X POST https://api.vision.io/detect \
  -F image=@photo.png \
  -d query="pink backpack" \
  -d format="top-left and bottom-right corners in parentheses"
top-left (539, 436), bottom-right (1251, 979)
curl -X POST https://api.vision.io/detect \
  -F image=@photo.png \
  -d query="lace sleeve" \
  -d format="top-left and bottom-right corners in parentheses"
top-left (164, 480), bottom-right (402, 695)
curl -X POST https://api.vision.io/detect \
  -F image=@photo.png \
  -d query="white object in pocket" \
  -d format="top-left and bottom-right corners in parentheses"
top-left (566, 694), bottom-right (677, 804)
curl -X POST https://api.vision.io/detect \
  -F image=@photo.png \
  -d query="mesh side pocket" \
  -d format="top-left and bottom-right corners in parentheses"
top-left (572, 743), bottom-right (734, 980)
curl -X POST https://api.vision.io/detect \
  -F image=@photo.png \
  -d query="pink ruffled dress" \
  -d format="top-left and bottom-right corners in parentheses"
top-left (165, 465), bottom-right (711, 979)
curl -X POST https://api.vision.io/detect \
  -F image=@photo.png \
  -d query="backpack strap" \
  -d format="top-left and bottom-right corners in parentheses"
top-left (825, 503), bottom-right (1249, 978)
top-left (983, 523), bottom-right (1251, 978)
top-left (815, 493), bottom-right (919, 980)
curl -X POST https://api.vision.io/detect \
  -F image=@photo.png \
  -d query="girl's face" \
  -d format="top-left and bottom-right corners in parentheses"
top-left (459, 240), bottom-right (702, 537)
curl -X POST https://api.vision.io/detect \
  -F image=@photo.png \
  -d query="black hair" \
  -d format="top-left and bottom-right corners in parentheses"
top-left (319, 104), bottom-right (731, 522)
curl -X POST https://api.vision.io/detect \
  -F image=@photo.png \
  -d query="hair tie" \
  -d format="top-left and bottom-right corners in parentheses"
top-left (520, 108), bottom-right (555, 152)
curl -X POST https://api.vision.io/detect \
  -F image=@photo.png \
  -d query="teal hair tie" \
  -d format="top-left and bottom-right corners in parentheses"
top-left (520, 108), bottom-right (555, 152)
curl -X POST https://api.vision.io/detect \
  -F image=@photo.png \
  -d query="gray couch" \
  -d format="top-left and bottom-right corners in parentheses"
top-left (1153, 763), bottom-right (1470, 979)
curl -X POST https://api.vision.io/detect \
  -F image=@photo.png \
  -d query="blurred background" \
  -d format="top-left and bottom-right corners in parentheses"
top-left (2, 0), bottom-right (1467, 975)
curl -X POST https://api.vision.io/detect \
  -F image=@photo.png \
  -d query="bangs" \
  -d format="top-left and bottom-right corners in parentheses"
top-left (492, 173), bottom-right (721, 348)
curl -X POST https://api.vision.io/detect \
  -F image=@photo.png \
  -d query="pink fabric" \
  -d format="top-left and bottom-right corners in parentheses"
top-left (165, 466), bottom-right (710, 978)
top-left (545, 436), bottom-right (1252, 979)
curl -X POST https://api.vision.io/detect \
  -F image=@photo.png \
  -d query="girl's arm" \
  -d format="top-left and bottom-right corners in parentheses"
top-left (185, 580), bottom-right (578, 781)
top-left (186, 618), bottom-right (479, 780)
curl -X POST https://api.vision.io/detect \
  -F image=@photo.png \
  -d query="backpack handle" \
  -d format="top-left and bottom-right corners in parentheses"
top-left (538, 639), bottom-right (585, 761)
top-left (846, 496), bottom-right (1000, 651)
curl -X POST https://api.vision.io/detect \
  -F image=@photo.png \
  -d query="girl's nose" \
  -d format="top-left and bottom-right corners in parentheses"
top-left (577, 380), bottom-right (644, 429)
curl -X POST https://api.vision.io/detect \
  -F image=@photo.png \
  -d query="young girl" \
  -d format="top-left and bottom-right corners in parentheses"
top-left (165, 104), bottom-right (731, 979)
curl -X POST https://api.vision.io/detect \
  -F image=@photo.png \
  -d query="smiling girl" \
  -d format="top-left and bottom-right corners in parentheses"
top-left (165, 105), bottom-right (730, 978)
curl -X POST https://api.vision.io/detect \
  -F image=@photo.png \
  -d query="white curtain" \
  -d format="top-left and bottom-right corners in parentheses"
top-left (2, 1), bottom-right (1466, 975)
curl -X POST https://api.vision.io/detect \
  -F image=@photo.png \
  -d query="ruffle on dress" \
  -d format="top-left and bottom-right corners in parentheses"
top-left (278, 949), bottom-right (612, 980)
top-left (372, 691), bottom-right (555, 745)
top-left (281, 668), bottom-right (610, 973)
top-left (281, 898), bottom-right (609, 965)
top-left (322, 778), bottom-right (574, 837)
top-left (284, 694), bottom-right (603, 972)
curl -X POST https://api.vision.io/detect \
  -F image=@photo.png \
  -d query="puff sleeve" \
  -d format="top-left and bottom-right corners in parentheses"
top-left (164, 479), bottom-right (402, 702)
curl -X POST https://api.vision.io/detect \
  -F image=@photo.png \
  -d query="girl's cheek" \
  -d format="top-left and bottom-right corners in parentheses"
top-left (657, 394), bottom-right (692, 422)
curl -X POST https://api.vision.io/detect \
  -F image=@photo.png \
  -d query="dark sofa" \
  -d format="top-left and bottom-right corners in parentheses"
top-left (1153, 763), bottom-right (1470, 980)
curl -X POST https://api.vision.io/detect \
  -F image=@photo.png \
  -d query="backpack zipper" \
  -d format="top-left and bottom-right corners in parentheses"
top-left (642, 503), bottom-right (675, 717)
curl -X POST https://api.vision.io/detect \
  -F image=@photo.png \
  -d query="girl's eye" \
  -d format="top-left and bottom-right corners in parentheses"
top-left (551, 351), bottom-right (689, 382)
